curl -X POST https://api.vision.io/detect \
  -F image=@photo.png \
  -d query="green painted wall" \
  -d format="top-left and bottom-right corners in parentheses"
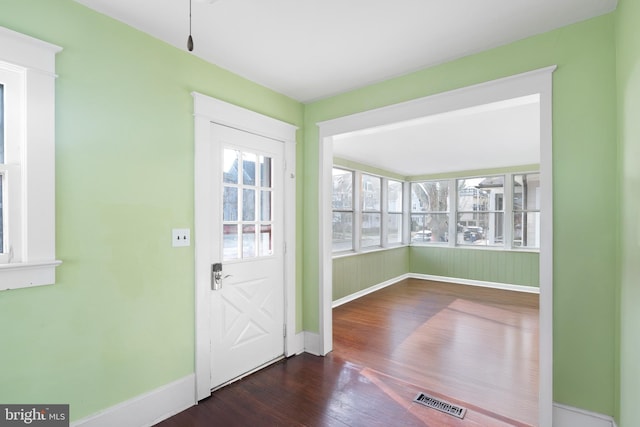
top-left (615, 0), bottom-right (640, 425)
top-left (333, 245), bottom-right (538, 302)
top-left (306, 14), bottom-right (618, 417)
top-left (333, 248), bottom-right (409, 301)
top-left (0, 0), bottom-right (303, 422)
top-left (410, 247), bottom-right (539, 287)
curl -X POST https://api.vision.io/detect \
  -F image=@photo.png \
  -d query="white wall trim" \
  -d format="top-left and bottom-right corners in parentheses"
top-left (289, 332), bottom-right (305, 356)
top-left (303, 332), bottom-right (322, 356)
top-left (410, 273), bottom-right (540, 294)
top-left (332, 273), bottom-right (537, 310)
top-left (71, 375), bottom-right (195, 427)
top-left (553, 402), bottom-right (617, 427)
top-left (192, 93), bottom-right (298, 401)
top-left (317, 66), bottom-right (556, 426)
top-left (332, 274), bottom-right (411, 308)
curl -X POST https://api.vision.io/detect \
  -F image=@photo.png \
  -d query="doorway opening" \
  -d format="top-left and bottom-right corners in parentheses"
top-left (317, 66), bottom-right (555, 426)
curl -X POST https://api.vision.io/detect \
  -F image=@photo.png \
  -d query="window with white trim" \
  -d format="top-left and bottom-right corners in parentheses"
top-left (386, 179), bottom-right (403, 245)
top-left (0, 26), bottom-right (62, 290)
top-left (411, 172), bottom-right (539, 251)
top-left (332, 168), bottom-right (354, 252)
top-left (513, 173), bottom-right (540, 249)
top-left (410, 180), bottom-right (450, 244)
top-left (456, 176), bottom-right (505, 247)
top-left (332, 168), bottom-right (406, 253)
top-left (360, 174), bottom-right (381, 249)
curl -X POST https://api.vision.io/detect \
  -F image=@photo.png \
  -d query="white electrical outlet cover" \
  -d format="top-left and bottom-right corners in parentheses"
top-left (172, 228), bottom-right (191, 247)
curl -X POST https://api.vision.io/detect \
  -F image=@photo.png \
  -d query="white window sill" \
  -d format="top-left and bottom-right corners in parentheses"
top-left (332, 244), bottom-right (408, 259)
top-left (411, 243), bottom-right (539, 253)
top-left (0, 260), bottom-right (63, 291)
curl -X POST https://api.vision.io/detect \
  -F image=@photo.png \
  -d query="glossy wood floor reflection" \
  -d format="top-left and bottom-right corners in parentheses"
top-left (157, 279), bottom-right (539, 426)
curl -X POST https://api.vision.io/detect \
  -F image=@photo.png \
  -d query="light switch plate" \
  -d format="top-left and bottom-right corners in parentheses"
top-left (172, 228), bottom-right (190, 247)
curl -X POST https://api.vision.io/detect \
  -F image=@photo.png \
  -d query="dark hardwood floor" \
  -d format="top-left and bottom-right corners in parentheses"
top-left (157, 279), bottom-right (539, 426)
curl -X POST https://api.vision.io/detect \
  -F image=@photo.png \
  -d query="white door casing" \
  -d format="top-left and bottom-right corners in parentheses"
top-left (193, 93), bottom-right (299, 400)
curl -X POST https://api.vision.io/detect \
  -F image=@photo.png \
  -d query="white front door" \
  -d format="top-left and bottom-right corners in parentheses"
top-left (209, 124), bottom-right (285, 389)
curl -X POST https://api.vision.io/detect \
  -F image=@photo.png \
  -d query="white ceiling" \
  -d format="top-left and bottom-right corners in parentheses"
top-left (73, 0), bottom-right (614, 175)
top-left (75, 0), bottom-right (617, 103)
top-left (333, 95), bottom-right (541, 177)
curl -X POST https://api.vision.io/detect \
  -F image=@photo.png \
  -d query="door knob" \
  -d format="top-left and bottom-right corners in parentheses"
top-left (211, 263), bottom-right (232, 290)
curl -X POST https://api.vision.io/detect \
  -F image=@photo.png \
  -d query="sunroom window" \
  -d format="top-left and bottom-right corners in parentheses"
top-left (456, 176), bottom-right (505, 247)
top-left (332, 168), bottom-right (354, 252)
top-left (513, 173), bottom-right (540, 249)
top-left (410, 180), bottom-right (449, 244)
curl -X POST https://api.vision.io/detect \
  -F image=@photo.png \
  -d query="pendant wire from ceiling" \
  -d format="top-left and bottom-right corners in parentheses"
top-left (187, 0), bottom-right (194, 51)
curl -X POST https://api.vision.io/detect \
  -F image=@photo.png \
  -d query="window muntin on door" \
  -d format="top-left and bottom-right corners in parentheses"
top-left (223, 148), bottom-right (274, 261)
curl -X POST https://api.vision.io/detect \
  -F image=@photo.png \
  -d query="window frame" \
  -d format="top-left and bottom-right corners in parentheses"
top-left (410, 171), bottom-right (540, 251)
top-left (331, 167), bottom-right (355, 253)
top-left (359, 173), bottom-right (382, 249)
top-left (455, 175), bottom-right (506, 247)
top-left (385, 178), bottom-right (404, 246)
top-left (512, 172), bottom-right (541, 249)
top-left (0, 26), bottom-right (62, 290)
top-left (410, 179), bottom-right (452, 245)
top-left (331, 167), bottom-right (406, 254)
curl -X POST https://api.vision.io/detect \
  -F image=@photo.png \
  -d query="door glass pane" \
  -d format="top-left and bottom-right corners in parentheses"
top-left (242, 225), bottom-right (256, 258)
top-left (242, 189), bottom-right (255, 221)
top-left (223, 187), bottom-right (238, 221)
top-left (222, 147), bottom-right (276, 260)
top-left (259, 224), bottom-right (272, 256)
top-left (260, 155), bottom-right (272, 188)
top-left (242, 152), bottom-right (257, 186)
top-left (223, 149), bottom-right (239, 184)
top-left (261, 190), bottom-right (271, 221)
top-left (223, 224), bottom-right (238, 260)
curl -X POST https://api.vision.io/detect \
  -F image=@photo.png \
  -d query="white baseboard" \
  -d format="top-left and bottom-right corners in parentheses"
top-left (553, 402), bottom-right (617, 427)
top-left (303, 331), bottom-right (322, 356)
top-left (71, 374), bottom-right (195, 427)
top-left (410, 273), bottom-right (540, 294)
top-left (332, 274), bottom-right (410, 308)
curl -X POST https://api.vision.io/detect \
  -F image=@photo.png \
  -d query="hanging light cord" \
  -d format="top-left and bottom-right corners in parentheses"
top-left (187, 0), bottom-right (194, 51)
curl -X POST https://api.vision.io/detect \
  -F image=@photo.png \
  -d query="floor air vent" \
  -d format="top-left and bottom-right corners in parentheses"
top-left (413, 392), bottom-right (467, 419)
